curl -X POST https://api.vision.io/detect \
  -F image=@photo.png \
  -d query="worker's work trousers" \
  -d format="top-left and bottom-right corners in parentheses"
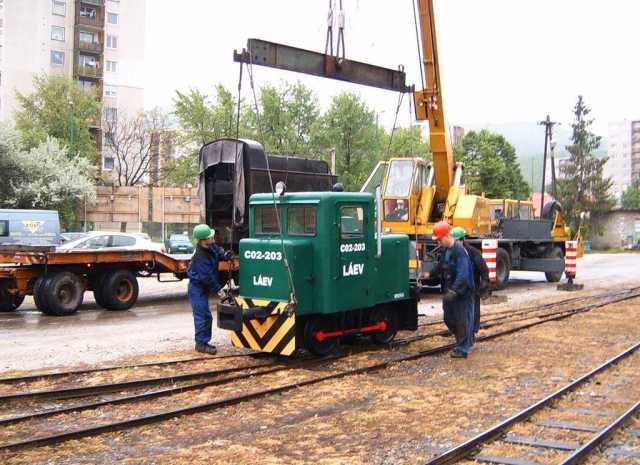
top-left (443, 294), bottom-right (474, 355)
top-left (188, 282), bottom-right (213, 345)
top-left (473, 291), bottom-right (481, 334)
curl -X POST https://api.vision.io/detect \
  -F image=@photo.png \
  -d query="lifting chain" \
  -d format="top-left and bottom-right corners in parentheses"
top-left (324, 0), bottom-right (346, 60)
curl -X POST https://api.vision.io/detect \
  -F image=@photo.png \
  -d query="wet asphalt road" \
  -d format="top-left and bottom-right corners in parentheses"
top-left (1, 253), bottom-right (638, 372)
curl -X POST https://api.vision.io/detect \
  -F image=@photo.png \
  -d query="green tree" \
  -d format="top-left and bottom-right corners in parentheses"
top-left (557, 96), bottom-right (614, 235)
top-left (14, 74), bottom-right (101, 162)
top-left (162, 154), bottom-right (199, 187)
top-left (0, 125), bottom-right (96, 227)
top-left (621, 181), bottom-right (640, 210)
top-left (246, 81), bottom-right (320, 156)
top-left (311, 93), bottom-right (383, 190)
top-left (173, 84), bottom-right (237, 147)
top-left (454, 130), bottom-right (530, 199)
top-left (385, 126), bottom-right (431, 160)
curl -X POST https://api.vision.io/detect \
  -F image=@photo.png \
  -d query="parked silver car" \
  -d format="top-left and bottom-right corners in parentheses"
top-left (57, 231), bottom-right (166, 253)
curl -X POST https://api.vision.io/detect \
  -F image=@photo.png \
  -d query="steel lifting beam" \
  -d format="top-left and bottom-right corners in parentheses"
top-left (234, 38), bottom-right (412, 93)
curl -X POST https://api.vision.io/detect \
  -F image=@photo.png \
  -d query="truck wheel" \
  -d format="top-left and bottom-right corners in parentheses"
top-left (0, 280), bottom-right (24, 312)
top-left (41, 272), bottom-right (84, 316)
top-left (33, 276), bottom-right (52, 312)
top-left (304, 316), bottom-right (337, 356)
top-left (102, 270), bottom-right (139, 311)
top-left (545, 247), bottom-right (564, 283)
top-left (369, 307), bottom-right (398, 345)
top-left (92, 274), bottom-right (110, 309)
top-left (494, 248), bottom-right (511, 290)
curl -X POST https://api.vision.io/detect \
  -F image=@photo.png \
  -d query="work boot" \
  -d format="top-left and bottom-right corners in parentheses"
top-left (195, 343), bottom-right (217, 355)
top-left (450, 349), bottom-right (467, 359)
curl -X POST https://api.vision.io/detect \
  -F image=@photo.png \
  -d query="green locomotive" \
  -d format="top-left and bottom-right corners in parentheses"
top-left (217, 188), bottom-right (418, 355)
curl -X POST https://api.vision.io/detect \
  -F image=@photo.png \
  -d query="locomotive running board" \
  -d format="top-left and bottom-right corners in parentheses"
top-left (218, 298), bottom-right (296, 356)
top-left (234, 38), bottom-right (412, 93)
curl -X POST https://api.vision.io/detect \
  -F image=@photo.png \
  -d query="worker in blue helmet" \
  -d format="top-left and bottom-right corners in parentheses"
top-left (452, 227), bottom-right (489, 337)
top-left (187, 224), bottom-right (234, 355)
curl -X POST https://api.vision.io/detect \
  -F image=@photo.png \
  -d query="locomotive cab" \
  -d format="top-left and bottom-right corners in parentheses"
top-left (217, 191), bottom-right (418, 356)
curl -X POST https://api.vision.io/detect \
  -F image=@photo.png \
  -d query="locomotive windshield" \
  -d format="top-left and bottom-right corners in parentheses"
top-left (255, 206), bottom-right (280, 235)
top-left (287, 206), bottom-right (317, 236)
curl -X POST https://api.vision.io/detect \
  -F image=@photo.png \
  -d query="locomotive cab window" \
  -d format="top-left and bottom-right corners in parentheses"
top-left (0, 220), bottom-right (8, 237)
top-left (288, 206), bottom-right (316, 236)
top-left (340, 206), bottom-right (364, 239)
top-left (255, 206), bottom-right (280, 235)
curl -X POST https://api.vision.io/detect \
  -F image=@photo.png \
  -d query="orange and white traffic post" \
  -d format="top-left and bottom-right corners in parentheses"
top-left (558, 240), bottom-right (584, 291)
top-left (565, 241), bottom-right (578, 279)
top-left (482, 239), bottom-right (498, 286)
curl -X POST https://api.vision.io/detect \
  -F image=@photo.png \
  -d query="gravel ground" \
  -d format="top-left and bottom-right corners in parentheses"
top-left (0, 253), bottom-right (638, 373)
top-left (1, 289), bottom-right (638, 464)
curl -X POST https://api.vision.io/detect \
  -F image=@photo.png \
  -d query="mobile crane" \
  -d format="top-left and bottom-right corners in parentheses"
top-left (233, 0), bottom-right (573, 289)
top-left (360, 0), bottom-right (573, 288)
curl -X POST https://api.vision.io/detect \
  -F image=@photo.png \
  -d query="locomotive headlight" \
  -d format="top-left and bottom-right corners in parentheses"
top-left (275, 181), bottom-right (287, 196)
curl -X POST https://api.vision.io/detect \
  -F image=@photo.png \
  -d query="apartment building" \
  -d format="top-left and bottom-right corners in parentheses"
top-left (605, 120), bottom-right (640, 201)
top-left (0, 0), bottom-right (145, 172)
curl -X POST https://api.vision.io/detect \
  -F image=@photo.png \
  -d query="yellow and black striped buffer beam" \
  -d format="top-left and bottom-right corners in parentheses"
top-left (230, 297), bottom-right (296, 356)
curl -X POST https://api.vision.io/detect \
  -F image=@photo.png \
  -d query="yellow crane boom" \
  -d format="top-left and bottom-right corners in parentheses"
top-left (413, 0), bottom-right (454, 203)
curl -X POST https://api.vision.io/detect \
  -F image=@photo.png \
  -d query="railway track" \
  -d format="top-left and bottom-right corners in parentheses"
top-left (4, 287), bottom-right (627, 387)
top-left (2, 287), bottom-right (632, 392)
top-left (1, 288), bottom-right (638, 454)
top-left (417, 287), bottom-right (639, 329)
top-left (423, 341), bottom-right (640, 465)
top-left (3, 288), bottom-right (632, 405)
top-left (0, 350), bottom-right (263, 385)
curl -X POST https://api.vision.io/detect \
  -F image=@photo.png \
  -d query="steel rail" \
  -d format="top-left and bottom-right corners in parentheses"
top-left (0, 356), bottom-right (330, 428)
top-left (0, 352), bottom-right (262, 384)
top-left (3, 290), bottom-right (637, 423)
top-left (3, 287), bottom-right (634, 386)
top-left (3, 293), bottom-right (586, 403)
top-left (417, 287), bottom-right (637, 329)
top-left (404, 291), bottom-right (637, 347)
top-left (2, 291), bottom-right (637, 453)
top-left (0, 359), bottom-right (282, 402)
top-left (559, 399), bottom-right (640, 465)
top-left (423, 341), bottom-right (640, 465)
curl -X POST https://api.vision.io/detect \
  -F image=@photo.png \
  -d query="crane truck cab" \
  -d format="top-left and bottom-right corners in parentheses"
top-left (217, 190), bottom-right (418, 356)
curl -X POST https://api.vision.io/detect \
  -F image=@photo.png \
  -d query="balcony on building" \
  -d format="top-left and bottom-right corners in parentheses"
top-left (75, 53), bottom-right (103, 79)
top-left (75, 1), bottom-right (105, 29)
top-left (76, 28), bottom-right (103, 54)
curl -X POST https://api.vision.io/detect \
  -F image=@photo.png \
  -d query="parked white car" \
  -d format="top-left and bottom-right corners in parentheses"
top-left (57, 231), bottom-right (166, 253)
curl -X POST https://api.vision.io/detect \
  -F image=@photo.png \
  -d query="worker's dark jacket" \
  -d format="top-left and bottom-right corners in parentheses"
top-left (434, 242), bottom-right (475, 296)
top-left (436, 242), bottom-right (476, 354)
top-left (187, 244), bottom-right (226, 293)
top-left (463, 243), bottom-right (489, 289)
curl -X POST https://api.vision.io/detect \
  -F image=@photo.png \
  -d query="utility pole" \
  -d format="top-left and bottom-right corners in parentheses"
top-left (538, 115), bottom-right (560, 216)
top-left (330, 148), bottom-right (336, 175)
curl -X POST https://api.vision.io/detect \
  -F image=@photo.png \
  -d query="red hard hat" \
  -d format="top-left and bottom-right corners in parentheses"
top-left (431, 221), bottom-right (451, 240)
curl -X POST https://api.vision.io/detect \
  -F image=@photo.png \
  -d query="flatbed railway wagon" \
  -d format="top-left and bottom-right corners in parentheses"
top-left (0, 246), bottom-right (191, 316)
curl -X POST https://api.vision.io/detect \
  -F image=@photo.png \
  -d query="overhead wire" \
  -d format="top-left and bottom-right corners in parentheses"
top-left (411, 0), bottom-right (426, 92)
top-left (235, 62), bottom-right (243, 139)
top-left (385, 90), bottom-right (405, 159)
top-left (245, 43), bottom-right (298, 308)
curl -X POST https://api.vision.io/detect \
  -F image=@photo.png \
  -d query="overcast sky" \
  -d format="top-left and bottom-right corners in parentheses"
top-left (144, 0), bottom-right (640, 136)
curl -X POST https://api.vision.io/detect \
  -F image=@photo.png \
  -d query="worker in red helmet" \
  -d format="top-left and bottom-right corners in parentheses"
top-left (430, 221), bottom-right (476, 358)
top-left (452, 227), bottom-right (489, 337)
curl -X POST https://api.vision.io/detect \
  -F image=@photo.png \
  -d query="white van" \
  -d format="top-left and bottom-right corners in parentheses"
top-left (0, 209), bottom-right (61, 246)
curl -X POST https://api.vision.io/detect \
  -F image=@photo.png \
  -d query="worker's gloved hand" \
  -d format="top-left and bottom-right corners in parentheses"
top-left (224, 250), bottom-right (234, 261)
top-left (443, 289), bottom-right (458, 303)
